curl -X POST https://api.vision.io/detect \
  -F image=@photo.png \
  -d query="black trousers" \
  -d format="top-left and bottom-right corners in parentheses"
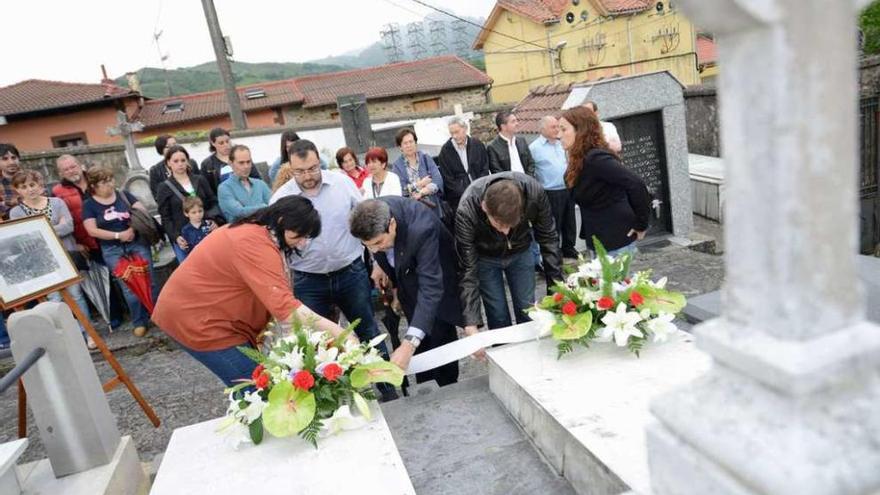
top-left (414, 319), bottom-right (459, 387)
top-left (546, 189), bottom-right (577, 253)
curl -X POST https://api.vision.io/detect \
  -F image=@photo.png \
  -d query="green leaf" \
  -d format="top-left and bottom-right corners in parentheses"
top-left (262, 381), bottom-right (316, 437)
top-left (299, 417), bottom-right (323, 449)
top-left (551, 312), bottom-right (593, 341)
top-left (248, 416), bottom-right (264, 445)
top-left (236, 346), bottom-right (266, 364)
top-left (639, 286), bottom-right (687, 315)
top-left (350, 361), bottom-right (405, 388)
top-left (352, 392), bottom-right (372, 420)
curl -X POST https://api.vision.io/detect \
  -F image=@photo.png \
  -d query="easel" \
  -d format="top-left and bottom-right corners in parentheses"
top-left (5, 277), bottom-right (161, 438)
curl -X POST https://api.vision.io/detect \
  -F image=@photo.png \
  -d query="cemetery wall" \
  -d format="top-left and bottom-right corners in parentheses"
top-left (860, 54), bottom-right (880, 95)
top-left (19, 144), bottom-right (130, 185)
top-left (684, 86), bottom-right (720, 158)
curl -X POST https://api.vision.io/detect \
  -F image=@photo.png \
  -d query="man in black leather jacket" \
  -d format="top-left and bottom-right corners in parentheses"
top-left (455, 172), bottom-right (562, 336)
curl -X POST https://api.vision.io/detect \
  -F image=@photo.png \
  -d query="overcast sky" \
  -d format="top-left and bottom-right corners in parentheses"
top-left (2, 0), bottom-right (496, 87)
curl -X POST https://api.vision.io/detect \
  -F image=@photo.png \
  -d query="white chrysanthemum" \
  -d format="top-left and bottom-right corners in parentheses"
top-left (645, 312), bottom-right (677, 343)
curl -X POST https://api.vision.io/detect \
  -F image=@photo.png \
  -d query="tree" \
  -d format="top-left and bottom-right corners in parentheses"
top-left (861, 0), bottom-right (880, 55)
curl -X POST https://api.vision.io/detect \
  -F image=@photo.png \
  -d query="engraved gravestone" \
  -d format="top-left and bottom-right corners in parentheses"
top-left (562, 72), bottom-right (692, 239)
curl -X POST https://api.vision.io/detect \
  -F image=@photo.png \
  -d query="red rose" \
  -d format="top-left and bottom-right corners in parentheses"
top-left (251, 364), bottom-right (265, 381)
top-left (562, 301), bottom-right (578, 316)
top-left (553, 293), bottom-right (564, 303)
top-left (597, 296), bottom-right (615, 310)
top-left (292, 370), bottom-right (315, 391)
top-left (254, 373), bottom-right (270, 390)
top-left (629, 291), bottom-right (644, 306)
top-left (322, 363), bottom-right (343, 382)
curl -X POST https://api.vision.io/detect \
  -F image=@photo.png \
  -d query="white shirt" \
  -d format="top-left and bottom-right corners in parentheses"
top-left (453, 139), bottom-right (469, 173)
top-left (362, 172), bottom-right (403, 199)
top-left (500, 134), bottom-right (524, 174)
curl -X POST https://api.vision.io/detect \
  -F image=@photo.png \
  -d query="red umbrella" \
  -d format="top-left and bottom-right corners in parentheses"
top-left (112, 252), bottom-right (154, 314)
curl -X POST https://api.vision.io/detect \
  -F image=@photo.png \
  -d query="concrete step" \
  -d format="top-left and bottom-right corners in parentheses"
top-left (381, 375), bottom-right (576, 495)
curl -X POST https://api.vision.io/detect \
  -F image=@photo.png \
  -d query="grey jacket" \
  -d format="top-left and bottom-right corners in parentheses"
top-left (10, 197), bottom-right (77, 250)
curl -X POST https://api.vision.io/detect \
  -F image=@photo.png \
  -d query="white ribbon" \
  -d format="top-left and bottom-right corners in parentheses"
top-left (406, 321), bottom-right (545, 375)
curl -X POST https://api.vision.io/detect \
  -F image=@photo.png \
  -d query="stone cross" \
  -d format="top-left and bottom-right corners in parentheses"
top-left (647, 1), bottom-right (880, 494)
top-left (8, 303), bottom-right (121, 477)
top-left (107, 110), bottom-right (145, 171)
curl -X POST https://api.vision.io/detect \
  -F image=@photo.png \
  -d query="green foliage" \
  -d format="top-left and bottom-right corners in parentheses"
top-left (593, 236), bottom-right (634, 297)
top-left (350, 361), bottom-right (405, 388)
top-left (248, 416), bottom-right (264, 445)
top-left (299, 417), bottom-right (323, 449)
top-left (237, 346), bottom-right (266, 365)
top-left (627, 336), bottom-right (645, 358)
top-left (862, 1), bottom-right (880, 55)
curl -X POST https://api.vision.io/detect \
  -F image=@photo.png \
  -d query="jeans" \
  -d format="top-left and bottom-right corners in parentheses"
top-left (0, 316), bottom-right (8, 348)
top-left (606, 242), bottom-right (638, 258)
top-left (477, 248), bottom-right (536, 330)
top-left (101, 242), bottom-right (153, 328)
top-left (181, 342), bottom-right (257, 388)
top-left (171, 243), bottom-right (188, 263)
top-left (47, 279), bottom-right (92, 335)
top-left (546, 188), bottom-right (577, 254)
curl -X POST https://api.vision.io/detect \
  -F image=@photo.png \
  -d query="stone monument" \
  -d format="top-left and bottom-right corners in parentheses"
top-left (337, 93), bottom-right (374, 154)
top-left (561, 72), bottom-right (693, 239)
top-left (646, 1), bottom-right (880, 494)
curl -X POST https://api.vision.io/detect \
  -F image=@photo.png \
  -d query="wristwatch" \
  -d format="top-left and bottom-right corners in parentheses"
top-left (403, 334), bottom-right (422, 349)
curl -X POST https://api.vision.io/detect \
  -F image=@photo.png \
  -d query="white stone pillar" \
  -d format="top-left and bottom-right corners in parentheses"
top-left (647, 1), bottom-right (880, 494)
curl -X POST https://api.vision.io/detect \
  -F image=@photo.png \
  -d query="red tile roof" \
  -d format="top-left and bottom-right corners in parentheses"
top-left (697, 35), bottom-right (718, 66)
top-left (512, 83), bottom-right (574, 134)
top-left (139, 56), bottom-right (491, 129)
top-left (137, 79), bottom-right (304, 129)
top-left (0, 79), bottom-right (137, 117)
top-left (497, 0), bottom-right (568, 24)
top-left (599, 0), bottom-right (653, 14)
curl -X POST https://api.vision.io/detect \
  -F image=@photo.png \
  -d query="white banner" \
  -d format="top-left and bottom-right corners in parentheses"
top-left (406, 322), bottom-right (546, 375)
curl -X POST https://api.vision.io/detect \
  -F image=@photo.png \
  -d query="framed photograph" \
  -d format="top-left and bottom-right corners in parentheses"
top-left (0, 215), bottom-right (81, 309)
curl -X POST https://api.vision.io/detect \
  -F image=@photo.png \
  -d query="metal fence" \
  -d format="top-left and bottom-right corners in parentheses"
top-left (860, 96), bottom-right (880, 253)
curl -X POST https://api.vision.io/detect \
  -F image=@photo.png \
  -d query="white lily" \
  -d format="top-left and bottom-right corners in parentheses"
top-left (577, 258), bottom-right (603, 279)
top-left (530, 308), bottom-right (556, 338)
top-left (320, 405), bottom-right (369, 437)
top-left (240, 390), bottom-right (266, 424)
top-left (275, 350), bottom-right (304, 371)
top-left (646, 312), bottom-right (677, 343)
top-left (315, 345), bottom-right (339, 366)
top-left (367, 333), bottom-right (388, 348)
top-left (600, 303), bottom-right (644, 347)
top-left (651, 276), bottom-right (668, 289)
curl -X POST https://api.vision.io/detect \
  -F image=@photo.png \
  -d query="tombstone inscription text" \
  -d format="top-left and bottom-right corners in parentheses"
top-left (613, 111), bottom-right (671, 235)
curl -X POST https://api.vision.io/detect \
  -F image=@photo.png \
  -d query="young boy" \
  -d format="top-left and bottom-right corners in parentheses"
top-left (180, 196), bottom-right (215, 254)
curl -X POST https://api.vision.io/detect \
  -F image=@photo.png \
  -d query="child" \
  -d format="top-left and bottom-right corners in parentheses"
top-left (180, 196), bottom-right (215, 254)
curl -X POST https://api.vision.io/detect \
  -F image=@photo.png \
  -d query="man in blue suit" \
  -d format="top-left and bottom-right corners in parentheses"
top-left (349, 197), bottom-right (462, 386)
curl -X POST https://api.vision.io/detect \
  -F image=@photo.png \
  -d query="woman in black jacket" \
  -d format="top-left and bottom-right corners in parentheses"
top-left (560, 106), bottom-right (650, 257)
top-left (157, 145), bottom-right (222, 262)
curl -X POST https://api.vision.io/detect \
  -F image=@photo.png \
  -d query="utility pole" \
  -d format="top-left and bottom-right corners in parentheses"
top-left (201, 0), bottom-right (246, 130)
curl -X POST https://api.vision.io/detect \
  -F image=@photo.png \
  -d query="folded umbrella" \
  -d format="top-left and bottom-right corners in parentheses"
top-left (112, 252), bottom-right (154, 314)
top-left (80, 259), bottom-right (113, 330)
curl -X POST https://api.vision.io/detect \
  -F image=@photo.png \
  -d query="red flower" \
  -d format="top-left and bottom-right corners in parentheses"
top-left (254, 373), bottom-right (270, 390)
top-left (629, 291), bottom-right (644, 307)
top-left (251, 364), bottom-right (265, 381)
top-left (322, 363), bottom-right (343, 382)
top-left (292, 370), bottom-right (315, 391)
top-left (562, 301), bottom-right (578, 316)
top-left (597, 296), bottom-right (615, 310)
top-left (553, 293), bottom-right (564, 303)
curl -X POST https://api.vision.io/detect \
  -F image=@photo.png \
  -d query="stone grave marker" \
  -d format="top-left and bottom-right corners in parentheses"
top-left (562, 72), bottom-right (693, 239)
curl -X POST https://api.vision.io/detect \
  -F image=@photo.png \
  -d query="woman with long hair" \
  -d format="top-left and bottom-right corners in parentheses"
top-left (560, 106), bottom-right (650, 257)
top-left (268, 129), bottom-right (301, 184)
top-left (152, 196), bottom-right (352, 386)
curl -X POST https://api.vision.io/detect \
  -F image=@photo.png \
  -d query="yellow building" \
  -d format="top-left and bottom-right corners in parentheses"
top-left (474, 0), bottom-right (716, 103)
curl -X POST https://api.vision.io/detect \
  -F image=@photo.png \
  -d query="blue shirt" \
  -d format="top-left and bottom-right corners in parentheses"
top-left (270, 170), bottom-right (364, 274)
top-left (528, 136), bottom-right (568, 191)
top-left (218, 176), bottom-right (271, 222)
top-left (181, 221), bottom-right (212, 253)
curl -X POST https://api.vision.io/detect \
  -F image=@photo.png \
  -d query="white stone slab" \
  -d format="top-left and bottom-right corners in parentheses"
top-left (150, 403), bottom-right (415, 495)
top-left (17, 435), bottom-right (148, 495)
top-left (488, 327), bottom-right (711, 495)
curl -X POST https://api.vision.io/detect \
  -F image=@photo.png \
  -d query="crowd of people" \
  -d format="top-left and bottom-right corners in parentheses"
top-left (0, 104), bottom-right (651, 402)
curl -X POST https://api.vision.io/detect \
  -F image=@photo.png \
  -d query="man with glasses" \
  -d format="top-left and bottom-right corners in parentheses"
top-left (271, 139), bottom-right (398, 401)
top-left (350, 197), bottom-right (466, 386)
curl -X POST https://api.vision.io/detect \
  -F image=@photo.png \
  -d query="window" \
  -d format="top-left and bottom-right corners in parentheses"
top-left (244, 88), bottom-right (266, 100)
top-left (412, 98), bottom-right (441, 113)
top-left (52, 133), bottom-right (88, 148)
top-left (162, 101), bottom-right (184, 114)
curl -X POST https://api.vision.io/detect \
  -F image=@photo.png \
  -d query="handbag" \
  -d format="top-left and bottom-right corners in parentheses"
top-left (117, 190), bottom-right (163, 245)
top-left (66, 249), bottom-right (89, 271)
top-left (163, 179), bottom-right (226, 226)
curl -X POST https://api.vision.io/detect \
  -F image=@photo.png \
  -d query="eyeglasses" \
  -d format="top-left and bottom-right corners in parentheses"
top-left (291, 165), bottom-right (321, 177)
top-left (98, 178), bottom-right (115, 185)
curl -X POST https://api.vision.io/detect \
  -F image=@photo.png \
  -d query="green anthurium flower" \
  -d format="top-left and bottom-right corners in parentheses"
top-left (350, 361), bottom-right (405, 388)
top-left (551, 311), bottom-right (592, 340)
top-left (352, 392), bottom-right (372, 420)
top-left (262, 380), bottom-right (316, 437)
top-left (638, 285), bottom-right (687, 315)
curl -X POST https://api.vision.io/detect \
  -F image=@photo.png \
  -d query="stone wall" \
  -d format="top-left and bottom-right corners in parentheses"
top-left (683, 86), bottom-right (721, 158)
top-left (19, 144), bottom-right (131, 186)
top-left (860, 54), bottom-right (880, 96)
top-left (286, 87), bottom-right (489, 127)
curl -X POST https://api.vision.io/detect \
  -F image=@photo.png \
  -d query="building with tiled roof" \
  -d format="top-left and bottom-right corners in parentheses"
top-left (137, 55), bottom-right (491, 136)
top-left (473, 0), bottom-right (714, 102)
top-left (0, 79), bottom-right (143, 151)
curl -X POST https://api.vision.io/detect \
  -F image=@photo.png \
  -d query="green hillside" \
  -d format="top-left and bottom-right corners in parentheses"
top-left (115, 61), bottom-right (351, 98)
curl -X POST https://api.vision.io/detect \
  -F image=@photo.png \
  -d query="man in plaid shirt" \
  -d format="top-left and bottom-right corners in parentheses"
top-left (0, 143), bottom-right (22, 220)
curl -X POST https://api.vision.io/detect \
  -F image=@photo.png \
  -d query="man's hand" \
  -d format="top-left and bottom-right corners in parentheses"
top-left (390, 341), bottom-right (416, 372)
top-left (371, 264), bottom-right (388, 289)
top-left (463, 325), bottom-right (487, 361)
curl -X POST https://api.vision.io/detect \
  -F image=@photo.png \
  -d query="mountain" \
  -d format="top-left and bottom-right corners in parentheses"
top-left (308, 42), bottom-right (389, 69)
top-left (115, 61), bottom-right (352, 99)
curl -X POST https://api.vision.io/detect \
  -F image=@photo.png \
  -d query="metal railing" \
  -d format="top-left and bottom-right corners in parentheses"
top-left (0, 347), bottom-right (45, 394)
top-left (860, 96), bottom-right (879, 198)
